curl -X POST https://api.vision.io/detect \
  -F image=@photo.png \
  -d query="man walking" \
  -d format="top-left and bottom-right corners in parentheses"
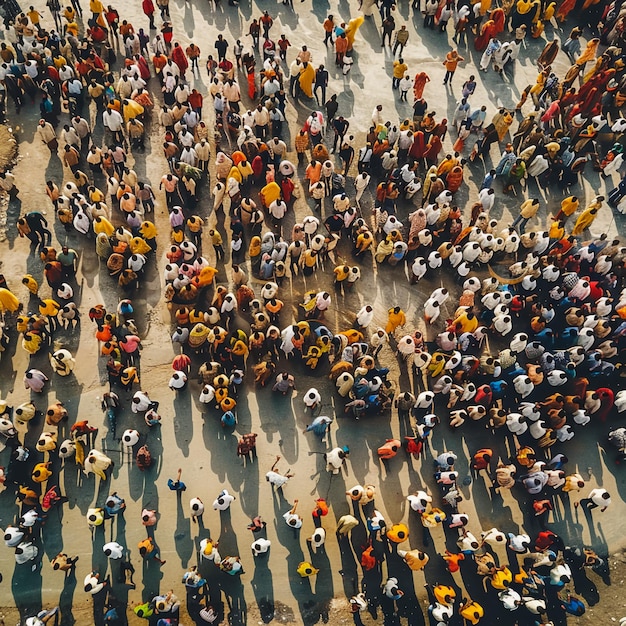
top-left (443, 49), bottom-right (464, 85)
top-left (314, 65), bottom-right (328, 107)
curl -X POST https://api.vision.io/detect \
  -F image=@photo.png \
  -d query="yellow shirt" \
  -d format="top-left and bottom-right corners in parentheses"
top-left (393, 61), bottom-right (408, 79)
top-left (27, 9), bottom-right (41, 24)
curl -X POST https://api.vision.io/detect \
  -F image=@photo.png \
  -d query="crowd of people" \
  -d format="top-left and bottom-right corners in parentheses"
top-left (0, 0), bottom-right (625, 624)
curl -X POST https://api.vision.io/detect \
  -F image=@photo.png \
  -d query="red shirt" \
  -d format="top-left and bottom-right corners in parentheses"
top-left (188, 91), bottom-right (203, 110)
top-left (142, 0), bottom-right (154, 15)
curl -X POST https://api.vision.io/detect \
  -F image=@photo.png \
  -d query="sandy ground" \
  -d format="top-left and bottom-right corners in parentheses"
top-left (0, 0), bottom-right (625, 625)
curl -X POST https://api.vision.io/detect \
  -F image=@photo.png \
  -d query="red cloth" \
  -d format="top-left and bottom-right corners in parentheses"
top-left (247, 72), bottom-right (256, 99)
top-left (251, 155), bottom-right (264, 179)
top-left (171, 45), bottom-right (188, 73)
top-left (281, 178), bottom-right (295, 203)
top-left (142, 0), bottom-right (155, 16)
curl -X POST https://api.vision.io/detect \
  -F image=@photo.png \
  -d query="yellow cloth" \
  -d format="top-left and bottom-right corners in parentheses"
top-left (345, 15), bottom-right (364, 50)
top-left (298, 62), bottom-right (315, 98)
top-left (0, 288), bottom-right (20, 312)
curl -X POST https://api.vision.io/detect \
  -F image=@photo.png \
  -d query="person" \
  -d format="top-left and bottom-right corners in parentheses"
top-left (186, 43), bottom-right (201, 73)
top-left (462, 74), bottom-right (476, 98)
top-left (575, 489), bottom-right (611, 513)
top-left (392, 24), bottom-right (409, 56)
top-left (248, 19), bottom-right (260, 48)
top-left (331, 116), bottom-right (349, 154)
top-left (399, 74), bottom-right (412, 102)
top-left (283, 499), bottom-right (302, 530)
top-left (512, 198), bottom-right (539, 233)
top-left (381, 14), bottom-right (395, 47)
top-left (443, 49), bottom-right (464, 85)
top-left (277, 34), bottom-right (291, 61)
top-left (18, 213), bottom-right (52, 248)
top-left (314, 65), bottom-right (328, 107)
top-left (142, 0), bottom-right (155, 28)
top-left (392, 57), bottom-right (407, 90)
top-left (323, 15), bottom-right (334, 46)
top-left (138, 536), bottom-right (166, 565)
top-left (47, 0), bottom-right (62, 29)
top-left (167, 468), bottom-right (186, 491)
top-left (214, 35), bottom-right (228, 63)
top-left (335, 33), bottom-right (348, 67)
top-left (37, 119), bottom-right (58, 152)
top-left (260, 11), bottom-right (273, 38)
top-left (266, 455), bottom-right (294, 488)
top-left (325, 446), bottom-right (349, 474)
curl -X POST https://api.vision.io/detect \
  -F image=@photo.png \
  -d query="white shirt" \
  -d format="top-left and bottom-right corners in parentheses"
top-left (589, 488), bottom-right (611, 507)
top-left (213, 490), bottom-right (235, 510)
top-left (190, 497), bottom-right (205, 517)
top-left (266, 471), bottom-right (289, 487)
top-left (103, 541), bottom-right (124, 559)
top-left (252, 538), bottom-right (271, 555)
top-left (283, 512), bottom-right (303, 528)
top-left (103, 109), bottom-right (123, 132)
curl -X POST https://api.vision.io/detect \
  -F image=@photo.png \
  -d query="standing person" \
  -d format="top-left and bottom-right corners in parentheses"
top-left (277, 34), bottom-right (291, 61)
top-left (214, 35), bottom-right (228, 63)
top-left (413, 71), bottom-right (430, 100)
top-left (331, 116), bottom-right (349, 154)
top-left (511, 198), bottom-right (539, 233)
top-left (295, 130), bottom-right (310, 165)
top-left (562, 27), bottom-right (582, 62)
top-left (36, 119), bottom-right (58, 152)
top-left (103, 108), bottom-right (125, 145)
top-left (27, 5), bottom-right (44, 31)
top-left (260, 11), bottom-right (273, 39)
top-left (392, 25), bottom-right (409, 56)
top-left (462, 74), bottom-right (476, 98)
top-left (186, 43), bottom-right (201, 73)
top-left (18, 212), bottom-right (52, 248)
top-left (392, 57), bottom-right (407, 90)
top-left (325, 94), bottom-right (338, 129)
top-left (423, 0), bottom-right (438, 28)
top-left (156, 0), bottom-right (169, 19)
top-left (335, 33), bottom-right (348, 67)
top-left (47, 0), bottom-right (62, 30)
top-left (289, 59), bottom-right (302, 98)
top-left (248, 19), bottom-right (260, 48)
top-left (381, 14), bottom-right (395, 47)
top-left (338, 139), bottom-right (354, 175)
top-left (399, 74), bottom-right (412, 101)
top-left (142, 0), bottom-right (155, 29)
top-left (323, 14), bottom-right (334, 46)
top-left (232, 39), bottom-right (243, 68)
top-left (443, 49), bottom-right (464, 85)
top-left (314, 65), bottom-right (328, 107)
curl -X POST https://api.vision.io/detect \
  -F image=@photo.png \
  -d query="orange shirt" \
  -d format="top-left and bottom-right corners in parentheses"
top-left (444, 52), bottom-right (463, 71)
